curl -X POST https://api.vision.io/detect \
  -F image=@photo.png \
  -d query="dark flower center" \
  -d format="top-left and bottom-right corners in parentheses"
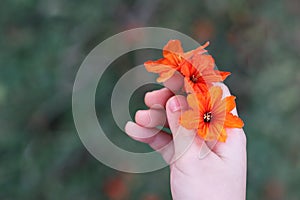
top-left (190, 74), bottom-right (198, 83)
top-left (203, 112), bottom-right (212, 122)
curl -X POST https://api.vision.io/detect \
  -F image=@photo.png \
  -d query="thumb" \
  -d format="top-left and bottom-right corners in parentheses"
top-left (165, 95), bottom-right (188, 134)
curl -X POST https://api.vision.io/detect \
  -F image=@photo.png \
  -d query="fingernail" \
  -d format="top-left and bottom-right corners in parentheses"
top-left (169, 98), bottom-right (181, 112)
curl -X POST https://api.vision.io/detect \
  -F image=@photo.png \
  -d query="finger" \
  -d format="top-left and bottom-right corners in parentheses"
top-left (144, 88), bottom-right (174, 109)
top-left (165, 96), bottom-right (217, 162)
top-left (125, 121), bottom-right (174, 163)
top-left (210, 82), bottom-right (246, 162)
top-left (135, 109), bottom-right (167, 128)
top-left (163, 72), bottom-right (184, 93)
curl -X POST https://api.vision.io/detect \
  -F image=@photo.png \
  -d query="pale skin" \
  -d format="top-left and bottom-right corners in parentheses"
top-left (125, 74), bottom-right (247, 200)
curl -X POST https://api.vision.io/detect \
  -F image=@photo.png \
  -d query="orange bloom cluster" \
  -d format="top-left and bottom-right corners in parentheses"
top-left (144, 40), bottom-right (244, 142)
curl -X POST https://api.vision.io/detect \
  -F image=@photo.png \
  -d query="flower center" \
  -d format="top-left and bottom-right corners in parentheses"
top-left (203, 112), bottom-right (212, 123)
top-left (190, 74), bottom-right (198, 83)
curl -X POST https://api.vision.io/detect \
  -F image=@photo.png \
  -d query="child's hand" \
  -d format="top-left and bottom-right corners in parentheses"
top-left (125, 77), bottom-right (247, 200)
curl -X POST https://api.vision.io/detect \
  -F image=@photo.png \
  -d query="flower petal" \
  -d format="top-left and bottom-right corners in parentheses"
top-left (186, 93), bottom-right (207, 112)
top-left (224, 113), bottom-right (244, 128)
top-left (218, 71), bottom-right (231, 81)
top-left (144, 59), bottom-right (172, 73)
top-left (145, 59), bottom-right (177, 82)
top-left (184, 41), bottom-right (209, 58)
top-left (208, 86), bottom-right (223, 109)
top-left (163, 40), bottom-right (184, 55)
top-left (202, 70), bottom-right (230, 82)
top-left (192, 54), bottom-right (215, 72)
top-left (213, 95), bottom-right (236, 117)
top-left (197, 122), bottom-right (208, 139)
top-left (205, 122), bottom-right (222, 141)
top-left (180, 61), bottom-right (193, 77)
top-left (186, 93), bottom-right (199, 110)
top-left (163, 40), bottom-right (184, 66)
top-left (218, 128), bottom-right (227, 142)
top-left (180, 110), bottom-right (200, 129)
top-left (224, 96), bottom-right (237, 112)
top-left (183, 79), bottom-right (209, 94)
top-left (156, 69), bottom-right (177, 82)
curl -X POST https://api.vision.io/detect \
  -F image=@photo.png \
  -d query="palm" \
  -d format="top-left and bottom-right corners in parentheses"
top-left (169, 128), bottom-right (246, 200)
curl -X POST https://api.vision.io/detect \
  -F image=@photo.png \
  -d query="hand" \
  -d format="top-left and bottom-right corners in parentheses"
top-left (125, 76), bottom-right (247, 200)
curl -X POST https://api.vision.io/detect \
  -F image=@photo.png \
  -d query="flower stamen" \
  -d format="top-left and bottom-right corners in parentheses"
top-left (190, 74), bottom-right (199, 83)
top-left (203, 112), bottom-right (212, 123)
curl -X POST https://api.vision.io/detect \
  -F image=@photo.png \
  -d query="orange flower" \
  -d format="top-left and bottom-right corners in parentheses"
top-left (144, 40), bottom-right (209, 82)
top-left (180, 54), bottom-right (231, 93)
top-left (180, 86), bottom-right (244, 142)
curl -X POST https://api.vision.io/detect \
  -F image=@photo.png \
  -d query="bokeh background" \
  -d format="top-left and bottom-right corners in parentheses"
top-left (1, 0), bottom-right (300, 199)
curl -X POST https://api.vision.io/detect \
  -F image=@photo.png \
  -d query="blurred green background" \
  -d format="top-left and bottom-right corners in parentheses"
top-left (1, 0), bottom-right (300, 199)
